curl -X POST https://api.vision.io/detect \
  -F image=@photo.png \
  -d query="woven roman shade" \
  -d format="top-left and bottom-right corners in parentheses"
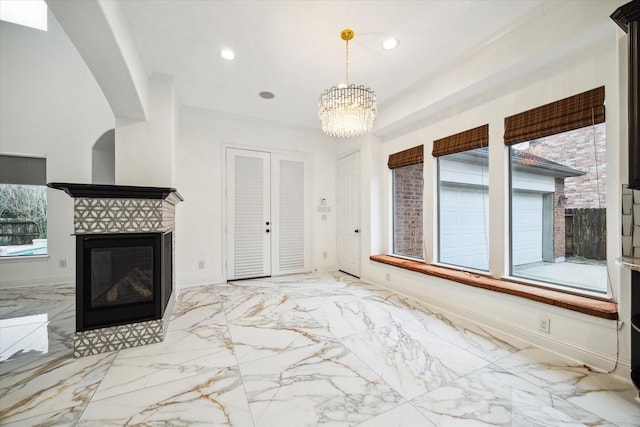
top-left (388, 145), bottom-right (424, 169)
top-left (504, 86), bottom-right (605, 146)
top-left (432, 124), bottom-right (489, 157)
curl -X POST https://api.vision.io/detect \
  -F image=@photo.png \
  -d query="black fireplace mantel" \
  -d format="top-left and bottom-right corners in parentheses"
top-left (48, 182), bottom-right (183, 201)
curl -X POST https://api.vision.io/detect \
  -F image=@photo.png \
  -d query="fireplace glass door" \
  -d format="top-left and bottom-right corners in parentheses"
top-left (77, 233), bottom-right (163, 331)
top-left (90, 246), bottom-right (154, 307)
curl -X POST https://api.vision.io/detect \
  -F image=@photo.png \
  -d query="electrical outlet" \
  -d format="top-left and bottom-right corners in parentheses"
top-left (538, 316), bottom-right (551, 334)
top-left (198, 260), bottom-right (205, 269)
top-left (59, 259), bottom-right (67, 268)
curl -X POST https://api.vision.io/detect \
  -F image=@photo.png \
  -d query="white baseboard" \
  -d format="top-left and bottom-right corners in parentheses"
top-left (176, 275), bottom-right (226, 289)
top-left (0, 275), bottom-right (74, 289)
top-left (314, 263), bottom-right (339, 272)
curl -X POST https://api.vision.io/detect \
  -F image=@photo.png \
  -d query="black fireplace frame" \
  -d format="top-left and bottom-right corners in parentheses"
top-left (76, 232), bottom-right (173, 331)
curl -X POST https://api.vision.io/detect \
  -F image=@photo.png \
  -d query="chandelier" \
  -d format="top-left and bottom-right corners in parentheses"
top-left (319, 29), bottom-right (377, 138)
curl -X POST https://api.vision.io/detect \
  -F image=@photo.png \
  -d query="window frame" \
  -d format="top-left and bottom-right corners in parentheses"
top-left (388, 145), bottom-right (425, 261)
top-left (433, 124), bottom-right (490, 272)
top-left (504, 87), bottom-right (608, 296)
top-left (391, 162), bottom-right (425, 261)
top-left (436, 150), bottom-right (491, 272)
top-left (0, 154), bottom-right (48, 258)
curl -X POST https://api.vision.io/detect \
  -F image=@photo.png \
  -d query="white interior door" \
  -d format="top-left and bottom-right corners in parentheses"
top-left (272, 155), bottom-right (310, 275)
top-left (338, 151), bottom-right (360, 277)
top-left (227, 148), bottom-right (271, 280)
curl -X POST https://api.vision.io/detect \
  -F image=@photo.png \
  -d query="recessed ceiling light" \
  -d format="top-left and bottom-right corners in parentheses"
top-left (259, 91), bottom-right (274, 99)
top-left (382, 38), bottom-right (399, 50)
top-left (220, 49), bottom-right (236, 61)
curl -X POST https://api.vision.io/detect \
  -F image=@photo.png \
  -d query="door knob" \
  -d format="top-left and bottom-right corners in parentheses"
top-left (266, 229), bottom-right (270, 233)
top-left (266, 221), bottom-right (270, 225)
top-left (354, 229), bottom-right (359, 233)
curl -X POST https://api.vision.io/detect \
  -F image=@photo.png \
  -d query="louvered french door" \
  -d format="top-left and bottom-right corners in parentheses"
top-left (227, 149), bottom-right (271, 279)
top-left (226, 148), bottom-right (309, 280)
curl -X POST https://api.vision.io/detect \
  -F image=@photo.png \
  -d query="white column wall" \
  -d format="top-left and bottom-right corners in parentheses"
top-left (115, 74), bottom-right (176, 187)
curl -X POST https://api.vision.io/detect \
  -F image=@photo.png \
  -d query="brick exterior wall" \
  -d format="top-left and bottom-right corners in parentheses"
top-left (393, 164), bottom-right (423, 259)
top-left (554, 178), bottom-right (566, 260)
top-left (522, 122), bottom-right (606, 209)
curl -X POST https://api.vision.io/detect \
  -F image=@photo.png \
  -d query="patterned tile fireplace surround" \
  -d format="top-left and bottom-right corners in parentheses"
top-left (48, 183), bottom-right (183, 357)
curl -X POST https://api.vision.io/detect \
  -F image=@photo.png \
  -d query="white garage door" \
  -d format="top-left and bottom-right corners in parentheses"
top-left (512, 191), bottom-right (543, 265)
top-left (439, 185), bottom-right (489, 270)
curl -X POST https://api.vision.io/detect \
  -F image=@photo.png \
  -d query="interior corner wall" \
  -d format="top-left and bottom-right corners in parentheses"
top-left (115, 74), bottom-right (176, 187)
top-left (358, 30), bottom-right (628, 374)
top-left (92, 129), bottom-right (116, 184)
top-left (174, 108), bottom-right (337, 288)
top-left (0, 12), bottom-right (114, 288)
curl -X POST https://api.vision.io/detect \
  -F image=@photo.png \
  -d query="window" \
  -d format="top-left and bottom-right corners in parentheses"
top-left (0, 154), bottom-right (47, 257)
top-left (389, 145), bottom-right (424, 259)
top-left (434, 124), bottom-right (489, 270)
top-left (505, 87), bottom-right (607, 294)
top-left (0, 0), bottom-right (47, 31)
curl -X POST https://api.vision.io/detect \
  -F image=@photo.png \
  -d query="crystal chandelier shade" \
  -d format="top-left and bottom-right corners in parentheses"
top-left (319, 85), bottom-right (377, 137)
top-left (318, 29), bottom-right (377, 138)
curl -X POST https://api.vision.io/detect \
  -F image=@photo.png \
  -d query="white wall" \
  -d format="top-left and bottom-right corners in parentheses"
top-left (92, 129), bottom-right (115, 184)
top-left (116, 74), bottom-right (176, 187)
top-left (174, 108), bottom-right (337, 287)
top-left (0, 12), bottom-right (114, 288)
top-left (341, 9), bottom-right (629, 375)
top-left (47, 0), bottom-right (149, 121)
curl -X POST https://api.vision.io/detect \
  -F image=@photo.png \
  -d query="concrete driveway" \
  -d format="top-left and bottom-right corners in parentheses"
top-left (513, 260), bottom-right (608, 293)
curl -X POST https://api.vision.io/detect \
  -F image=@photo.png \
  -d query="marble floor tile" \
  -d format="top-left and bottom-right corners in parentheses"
top-left (0, 283), bottom-right (74, 320)
top-left (411, 364), bottom-right (616, 426)
top-left (0, 274), bottom-right (635, 427)
top-left (340, 321), bottom-right (490, 400)
top-left (0, 404), bottom-right (86, 427)
top-left (3, 328), bottom-right (74, 364)
top-left (0, 351), bottom-right (116, 424)
top-left (228, 321), bottom-right (333, 365)
top-left (227, 273), bottom-right (329, 290)
top-left (220, 284), bottom-right (322, 327)
top-left (0, 305), bottom-right (75, 364)
top-left (0, 314), bottom-right (49, 362)
top-left (1, 281), bottom-right (75, 364)
top-left (92, 323), bottom-right (236, 400)
top-left (390, 294), bottom-right (525, 362)
top-left (356, 402), bottom-right (436, 427)
top-left (496, 348), bottom-right (640, 426)
top-left (168, 283), bottom-right (228, 331)
top-left (310, 292), bottom-right (413, 338)
top-left (240, 338), bottom-right (405, 426)
top-left (78, 366), bottom-right (253, 426)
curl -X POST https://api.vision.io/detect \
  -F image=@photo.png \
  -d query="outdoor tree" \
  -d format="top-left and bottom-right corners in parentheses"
top-left (0, 184), bottom-right (47, 238)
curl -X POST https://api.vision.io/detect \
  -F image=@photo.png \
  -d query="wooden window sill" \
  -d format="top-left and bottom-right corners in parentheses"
top-left (370, 254), bottom-right (618, 320)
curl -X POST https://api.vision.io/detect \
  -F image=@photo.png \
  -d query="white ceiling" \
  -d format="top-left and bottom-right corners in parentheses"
top-left (118, 0), bottom-right (543, 134)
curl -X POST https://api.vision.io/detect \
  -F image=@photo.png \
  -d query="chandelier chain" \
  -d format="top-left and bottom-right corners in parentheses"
top-left (345, 39), bottom-right (349, 86)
